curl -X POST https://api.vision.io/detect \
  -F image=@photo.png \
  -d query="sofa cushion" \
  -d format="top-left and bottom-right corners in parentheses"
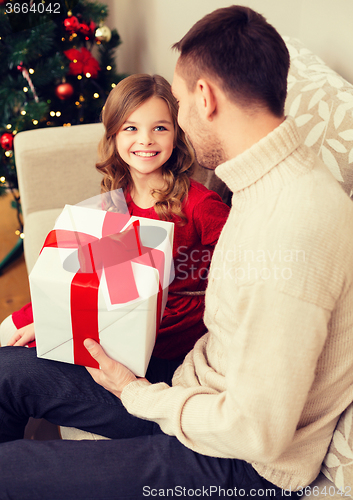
top-left (284, 37), bottom-right (353, 198)
top-left (321, 403), bottom-right (353, 496)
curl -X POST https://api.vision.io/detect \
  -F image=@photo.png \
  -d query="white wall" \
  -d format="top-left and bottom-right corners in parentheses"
top-left (105, 0), bottom-right (353, 85)
top-left (298, 0), bottom-right (353, 83)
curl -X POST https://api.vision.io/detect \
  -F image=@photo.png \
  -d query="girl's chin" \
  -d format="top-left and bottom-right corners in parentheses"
top-left (129, 166), bottom-right (164, 178)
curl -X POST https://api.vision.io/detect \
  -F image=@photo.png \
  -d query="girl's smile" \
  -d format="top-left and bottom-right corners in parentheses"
top-left (116, 96), bottom-right (175, 180)
top-left (133, 151), bottom-right (159, 157)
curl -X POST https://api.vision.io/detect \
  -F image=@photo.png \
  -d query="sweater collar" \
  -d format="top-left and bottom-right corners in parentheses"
top-left (215, 116), bottom-right (302, 193)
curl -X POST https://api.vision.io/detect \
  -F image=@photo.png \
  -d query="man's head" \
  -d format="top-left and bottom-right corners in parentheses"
top-left (172, 5), bottom-right (290, 118)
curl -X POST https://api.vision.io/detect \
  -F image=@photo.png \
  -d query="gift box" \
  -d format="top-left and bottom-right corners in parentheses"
top-left (29, 196), bottom-right (174, 376)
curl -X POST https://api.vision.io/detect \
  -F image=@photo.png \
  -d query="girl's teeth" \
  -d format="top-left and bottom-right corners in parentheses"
top-left (134, 152), bottom-right (158, 157)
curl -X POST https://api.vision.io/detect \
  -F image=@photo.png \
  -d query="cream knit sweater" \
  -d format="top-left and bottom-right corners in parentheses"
top-left (122, 117), bottom-right (353, 491)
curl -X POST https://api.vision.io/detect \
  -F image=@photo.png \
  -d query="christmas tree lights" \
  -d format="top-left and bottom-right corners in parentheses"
top-left (0, 0), bottom-right (125, 215)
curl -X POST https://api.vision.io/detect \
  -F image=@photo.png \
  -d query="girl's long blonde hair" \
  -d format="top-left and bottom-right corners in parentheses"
top-left (96, 74), bottom-right (196, 222)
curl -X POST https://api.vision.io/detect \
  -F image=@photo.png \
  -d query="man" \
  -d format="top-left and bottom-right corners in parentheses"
top-left (0, 6), bottom-right (353, 499)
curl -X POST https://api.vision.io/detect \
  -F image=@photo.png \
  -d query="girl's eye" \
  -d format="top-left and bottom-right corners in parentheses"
top-left (124, 126), bottom-right (136, 131)
top-left (154, 126), bottom-right (167, 131)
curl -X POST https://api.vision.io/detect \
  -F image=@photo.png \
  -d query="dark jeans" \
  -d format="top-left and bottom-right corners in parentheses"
top-left (0, 347), bottom-right (296, 500)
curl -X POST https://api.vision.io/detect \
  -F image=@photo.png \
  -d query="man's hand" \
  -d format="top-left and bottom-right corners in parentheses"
top-left (8, 322), bottom-right (35, 346)
top-left (84, 339), bottom-right (138, 399)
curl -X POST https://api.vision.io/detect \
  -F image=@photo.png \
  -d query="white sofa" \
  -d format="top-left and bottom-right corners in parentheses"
top-left (2, 38), bottom-right (353, 498)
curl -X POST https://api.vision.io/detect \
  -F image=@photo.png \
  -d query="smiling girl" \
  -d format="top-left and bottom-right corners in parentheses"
top-left (7, 74), bottom-right (230, 364)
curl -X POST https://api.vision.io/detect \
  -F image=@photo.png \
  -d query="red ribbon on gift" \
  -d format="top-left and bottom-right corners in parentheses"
top-left (41, 211), bottom-right (165, 369)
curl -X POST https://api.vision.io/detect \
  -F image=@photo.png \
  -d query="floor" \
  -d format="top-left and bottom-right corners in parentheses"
top-left (0, 191), bottom-right (30, 324)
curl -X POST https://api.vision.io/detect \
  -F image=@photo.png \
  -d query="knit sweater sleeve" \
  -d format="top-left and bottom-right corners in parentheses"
top-left (121, 281), bottom-right (331, 462)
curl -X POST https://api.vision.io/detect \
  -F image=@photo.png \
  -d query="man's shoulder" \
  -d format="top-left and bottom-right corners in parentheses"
top-left (284, 156), bottom-right (353, 227)
top-left (268, 160), bottom-right (353, 308)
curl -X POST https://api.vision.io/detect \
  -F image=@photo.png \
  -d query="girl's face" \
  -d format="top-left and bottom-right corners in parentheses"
top-left (116, 96), bottom-right (175, 180)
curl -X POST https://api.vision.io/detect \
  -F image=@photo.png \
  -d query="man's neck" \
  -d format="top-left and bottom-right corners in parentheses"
top-left (215, 96), bottom-right (285, 161)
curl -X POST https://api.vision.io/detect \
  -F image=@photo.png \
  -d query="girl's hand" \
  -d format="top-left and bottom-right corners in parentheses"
top-left (8, 322), bottom-right (35, 347)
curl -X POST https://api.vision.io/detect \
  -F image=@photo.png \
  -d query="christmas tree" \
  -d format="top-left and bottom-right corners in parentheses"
top-left (0, 0), bottom-right (125, 233)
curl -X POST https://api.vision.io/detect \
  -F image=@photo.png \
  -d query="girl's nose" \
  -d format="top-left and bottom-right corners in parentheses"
top-left (138, 131), bottom-right (153, 145)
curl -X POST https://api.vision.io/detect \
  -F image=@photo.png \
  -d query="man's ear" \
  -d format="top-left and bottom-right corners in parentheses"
top-left (195, 79), bottom-right (217, 121)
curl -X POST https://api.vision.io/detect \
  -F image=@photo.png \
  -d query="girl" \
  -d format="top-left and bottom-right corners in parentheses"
top-left (6, 74), bottom-right (230, 363)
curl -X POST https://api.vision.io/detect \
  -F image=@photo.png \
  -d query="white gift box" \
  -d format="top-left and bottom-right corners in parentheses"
top-left (29, 203), bottom-right (174, 377)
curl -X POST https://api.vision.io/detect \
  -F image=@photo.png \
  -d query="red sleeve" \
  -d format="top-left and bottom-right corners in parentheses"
top-left (193, 190), bottom-right (230, 247)
top-left (12, 302), bottom-right (33, 329)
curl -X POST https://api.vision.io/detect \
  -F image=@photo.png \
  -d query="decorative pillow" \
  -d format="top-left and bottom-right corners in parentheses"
top-left (321, 403), bottom-right (353, 496)
top-left (284, 37), bottom-right (353, 198)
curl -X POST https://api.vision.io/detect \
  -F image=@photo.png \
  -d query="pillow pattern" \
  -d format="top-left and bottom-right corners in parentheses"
top-left (321, 403), bottom-right (353, 496)
top-left (284, 37), bottom-right (353, 198)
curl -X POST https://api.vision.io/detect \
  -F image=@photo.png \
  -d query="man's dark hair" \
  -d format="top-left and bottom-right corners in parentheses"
top-left (172, 5), bottom-right (290, 117)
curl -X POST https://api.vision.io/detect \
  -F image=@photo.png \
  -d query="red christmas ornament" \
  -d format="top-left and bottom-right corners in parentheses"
top-left (63, 16), bottom-right (80, 33)
top-left (78, 23), bottom-right (90, 36)
top-left (0, 133), bottom-right (14, 151)
top-left (55, 82), bottom-right (74, 100)
top-left (64, 47), bottom-right (100, 78)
